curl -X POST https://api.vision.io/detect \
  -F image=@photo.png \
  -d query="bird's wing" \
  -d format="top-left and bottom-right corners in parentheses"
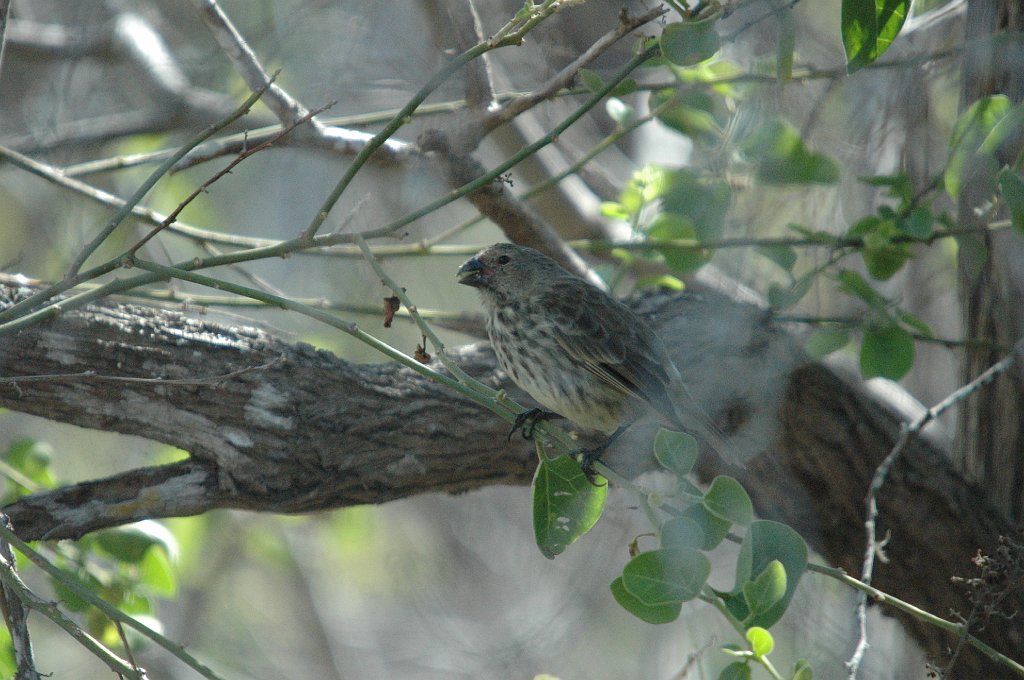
top-left (540, 281), bottom-right (679, 418)
top-left (541, 280), bottom-right (742, 465)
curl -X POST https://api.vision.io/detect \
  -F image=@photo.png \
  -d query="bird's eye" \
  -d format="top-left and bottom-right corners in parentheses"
top-left (497, 255), bottom-right (511, 265)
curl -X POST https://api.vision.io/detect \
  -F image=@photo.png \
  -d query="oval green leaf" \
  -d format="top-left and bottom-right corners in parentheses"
top-left (621, 548), bottom-right (710, 606)
top-left (654, 428), bottom-right (698, 475)
top-left (860, 325), bottom-right (914, 380)
top-left (729, 520), bottom-right (808, 628)
top-left (660, 516), bottom-right (705, 550)
top-left (660, 21), bottom-right (721, 67)
top-left (95, 520), bottom-right (178, 564)
top-left (532, 455), bottom-right (607, 559)
top-left (703, 476), bottom-right (754, 526)
top-left (805, 328), bottom-right (851, 359)
top-left (746, 626), bottom-right (775, 657)
top-left (718, 662), bottom-right (752, 680)
top-left (610, 576), bottom-right (682, 624)
top-left (743, 560), bottom-right (787, 616)
top-left (681, 503), bottom-right (730, 550)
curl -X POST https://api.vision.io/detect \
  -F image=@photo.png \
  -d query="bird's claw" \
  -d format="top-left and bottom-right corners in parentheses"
top-left (508, 408), bottom-right (559, 442)
top-left (575, 447), bottom-right (608, 487)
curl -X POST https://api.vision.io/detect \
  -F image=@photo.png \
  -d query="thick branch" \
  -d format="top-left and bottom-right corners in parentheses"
top-left (0, 278), bottom-right (1018, 676)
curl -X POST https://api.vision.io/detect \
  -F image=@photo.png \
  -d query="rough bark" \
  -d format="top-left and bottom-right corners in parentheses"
top-left (0, 278), bottom-right (1019, 676)
top-left (955, 0), bottom-right (1024, 522)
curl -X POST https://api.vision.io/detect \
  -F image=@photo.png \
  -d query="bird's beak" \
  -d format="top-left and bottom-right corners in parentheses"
top-left (456, 257), bottom-right (489, 288)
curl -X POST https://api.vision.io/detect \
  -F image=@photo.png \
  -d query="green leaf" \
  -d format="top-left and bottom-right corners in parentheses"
top-left (703, 476), bottom-right (754, 526)
top-left (805, 328), bottom-right (851, 358)
top-left (862, 230), bottom-right (911, 280)
top-left (621, 548), bottom-right (710, 606)
top-left (661, 169), bottom-right (732, 242)
top-left (610, 577), bottom-right (682, 624)
top-left (767, 274), bottom-right (814, 310)
top-left (741, 120), bottom-right (839, 185)
top-left (648, 214), bottom-right (707, 275)
top-left (532, 455), bottom-right (607, 558)
top-left (651, 88), bottom-right (722, 144)
top-left (837, 269), bottom-right (887, 308)
top-left (998, 167), bottom-right (1024, 235)
top-left (95, 521), bottom-right (178, 564)
top-left (635, 274), bottom-right (686, 291)
top-left (897, 207), bottom-right (934, 238)
top-left (718, 662), bottom-right (752, 680)
top-left (945, 95), bottom-right (1013, 200)
top-left (660, 516), bottom-right (705, 550)
top-left (654, 428), bottom-right (698, 475)
top-left (661, 20), bottom-right (721, 67)
top-left (680, 503), bottom-right (730, 550)
top-left (51, 568), bottom-right (103, 612)
top-left (600, 201), bottom-right (630, 220)
top-left (861, 172), bottom-right (912, 202)
top-left (743, 560), bottom-right (787, 616)
top-left (0, 626), bottom-right (15, 680)
top-left (4, 439), bottom-right (56, 492)
top-left (792, 659), bottom-right (814, 680)
top-left (847, 215), bottom-right (911, 280)
top-left (728, 520), bottom-right (808, 628)
top-left (842, 0), bottom-right (909, 74)
top-left (746, 626), bottom-right (775, 657)
top-left (899, 310), bottom-right (933, 337)
top-left (860, 325), bottom-right (914, 379)
top-left (787, 223), bottom-right (837, 243)
top-left (756, 244), bottom-right (797, 272)
top-left (611, 78), bottom-right (638, 97)
top-left (579, 68), bottom-right (605, 93)
top-left (140, 547), bottom-right (178, 597)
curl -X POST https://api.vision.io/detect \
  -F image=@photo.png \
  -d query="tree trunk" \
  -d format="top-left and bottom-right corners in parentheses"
top-left (955, 0), bottom-right (1024, 522)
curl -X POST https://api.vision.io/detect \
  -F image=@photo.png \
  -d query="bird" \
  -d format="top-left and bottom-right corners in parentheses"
top-left (456, 242), bottom-right (729, 479)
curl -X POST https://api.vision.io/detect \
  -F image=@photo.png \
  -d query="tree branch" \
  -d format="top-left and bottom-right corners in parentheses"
top-left (0, 277), bottom-right (1019, 676)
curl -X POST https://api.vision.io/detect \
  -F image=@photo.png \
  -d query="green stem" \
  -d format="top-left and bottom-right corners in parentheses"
top-left (0, 559), bottom-right (141, 677)
top-left (808, 563), bottom-right (1024, 676)
top-left (353, 234), bottom-right (487, 390)
top-left (298, 0), bottom-right (576, 241)
top-left (126, 258), bottom-right (521, 425)
top-left (0, 524), bottom-right (225, 680)
top-left (67, 79), bottom-right (273, 276)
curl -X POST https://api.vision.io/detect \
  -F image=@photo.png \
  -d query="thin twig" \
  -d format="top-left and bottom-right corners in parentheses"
top-left (353, 235), bottom-right (486, 389)
top-left (66, 74), bottom-right (277, 277)
top-left (192, 0), bottom-right (316, 129)
top-left (847, 340), bottom-right (1024, 678)
top-left (0, 522), bottom-right (223, 680)
top-left (478, 5), bottom-right (669, 137)
top-left (1, 357), bottom-right (283, 386)
top-left (807, 562), bottom-right (1024, 677)
top-left (0, 44), bottom-right (662, 338)
top-left (0, 516), bottom-right (42, 680)
top-left (128, 102), bottom-right (331, 256)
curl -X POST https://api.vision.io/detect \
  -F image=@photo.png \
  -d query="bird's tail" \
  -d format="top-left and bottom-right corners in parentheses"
top-left (668, 387), bottom-right (742, 468)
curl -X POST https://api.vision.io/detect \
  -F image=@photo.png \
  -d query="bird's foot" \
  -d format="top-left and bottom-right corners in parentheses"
top-left (508, 408), bottom-right (561, 441)
top-left (575, 445), bottom-right (609, 487)
top-left (574, 424), bottom-right (630, 486)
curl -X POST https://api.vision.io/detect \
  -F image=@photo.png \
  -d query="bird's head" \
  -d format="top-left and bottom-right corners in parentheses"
top-left (456, 243), bottom-right (563, 298)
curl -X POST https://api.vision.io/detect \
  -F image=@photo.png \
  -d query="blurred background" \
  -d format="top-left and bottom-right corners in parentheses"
top-left (0, 0), bottom-right (979, 677)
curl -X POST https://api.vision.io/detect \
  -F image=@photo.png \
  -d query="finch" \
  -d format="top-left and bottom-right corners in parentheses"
top-left (457, 242), bottom-right (726, 473)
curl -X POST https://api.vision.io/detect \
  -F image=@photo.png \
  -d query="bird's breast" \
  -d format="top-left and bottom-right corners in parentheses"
top-left (485, 307), bottom-right (628, 434)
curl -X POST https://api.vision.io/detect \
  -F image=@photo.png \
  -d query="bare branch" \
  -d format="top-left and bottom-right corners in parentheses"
top-left (191, 0), bottom-right (315, 129)
top-left (476, 6), bottom-right (668, 142)
top-left (848, 340), bottom-right (1023, 677)
top-left (0, 517), bottom-right (41, 680)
